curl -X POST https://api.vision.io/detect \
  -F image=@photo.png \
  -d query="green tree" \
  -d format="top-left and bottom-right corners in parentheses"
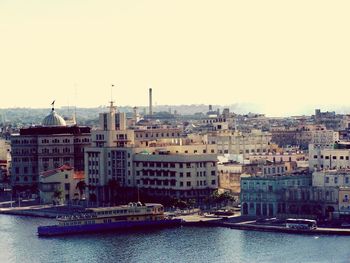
top-left (53, 188), bottom-right (63, 205)
top-left (107, 179), bottom-right (120, 204)
top-left (76, 180), bottom-right (87, 199)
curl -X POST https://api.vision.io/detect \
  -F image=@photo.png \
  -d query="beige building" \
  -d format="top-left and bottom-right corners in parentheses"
top-left (0, 139), bottom-right (11, 182)
top-left (312, 170), bottom-right (350, 187)
top-left (84, 103), bottom-right (219, 204)
top-left (133, 152), bottom-right (218, 201)
top-left (218, 162), bottom-right (242, 196)
top-left (338, 187), bottom-right (350, 219)
top-left (39, 165), bottom-right (84, 204)
top-left (309, 146), bottom-right (350, 171)
top-left (208, 129), bottom-right (271, 156)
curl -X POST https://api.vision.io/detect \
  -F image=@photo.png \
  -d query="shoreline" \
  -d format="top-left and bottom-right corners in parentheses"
top-left (190, 220), bottom-right (350, 236)
top-left (3, 206), bottom-right (350, 236)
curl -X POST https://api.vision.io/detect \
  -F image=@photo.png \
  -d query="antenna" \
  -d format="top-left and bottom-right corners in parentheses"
top-left (110, 84), bottom-right (114, 104)
top-left (74, 83), bottom-right (78, 124)
top-left (109, 84), bottom-right (116, 112)
top-left (111, 84), bottom-right (114, 103)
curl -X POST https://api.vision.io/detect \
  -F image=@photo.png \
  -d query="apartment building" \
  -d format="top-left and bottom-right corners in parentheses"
top-left (85, 103), bottom-right (219, 204)
top-left (208, 129), bottom-right (271, 156)
top-left (11, 108), bottom-right (90, 191)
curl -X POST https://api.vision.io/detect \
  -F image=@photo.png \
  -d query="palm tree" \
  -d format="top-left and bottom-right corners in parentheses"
top-left (53, 188), bottom-right (63, 205)
top-left (107, 179), bottom-right (120, 204)
top-left (76, 180), bottom-right (87, 199)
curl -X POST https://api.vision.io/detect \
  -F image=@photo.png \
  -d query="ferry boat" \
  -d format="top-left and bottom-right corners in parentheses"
top-left (38, 202), bottom-right (182, 236)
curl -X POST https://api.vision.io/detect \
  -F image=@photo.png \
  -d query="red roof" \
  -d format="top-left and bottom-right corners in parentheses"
top-left (40, 164), bottom-right (73, 178)
top-left (74, 171), bottom-right (85, 180)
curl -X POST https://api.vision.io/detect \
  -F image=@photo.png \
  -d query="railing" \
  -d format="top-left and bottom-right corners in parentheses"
top-left (57, 213), bottom-right (97, 221)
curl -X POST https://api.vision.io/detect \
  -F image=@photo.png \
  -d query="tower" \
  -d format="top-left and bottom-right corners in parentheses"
top-left (149, 88), bottom-right (153, 116)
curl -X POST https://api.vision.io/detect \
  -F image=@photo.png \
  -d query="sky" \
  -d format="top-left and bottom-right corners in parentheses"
top-left (0, 0), bottom-right (350, 116)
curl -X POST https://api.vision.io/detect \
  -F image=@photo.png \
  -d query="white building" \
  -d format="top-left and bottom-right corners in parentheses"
top-left (39, 165), bottom-right (84, 204)
top-left (309, 146), bottom-right (350, 171)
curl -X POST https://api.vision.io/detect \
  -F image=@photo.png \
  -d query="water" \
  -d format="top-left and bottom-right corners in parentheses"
top-left (0, 215), bottom-right (349, 263)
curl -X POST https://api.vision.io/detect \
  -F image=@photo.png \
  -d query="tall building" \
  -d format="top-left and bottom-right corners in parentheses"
top-left (11, 107), bottom-right (90, 191)
top-left (84, 102), bottom-right (218, 204)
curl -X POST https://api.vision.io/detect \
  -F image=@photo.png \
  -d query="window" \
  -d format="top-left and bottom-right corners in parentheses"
top-left (180, 182), bottom-right (183, 187)
top-left (186, 172), bottom-right (191, 177)
top-left (211, 180), bottom-right (216, 185)
top-left (325, 177), bottom-right (329, 183)
top-left (186, 181), bottom-right (191, 187)
top-left (64, 183), bottom-right (70, 191)
top-left (334, 177), bottom-right (338, 184)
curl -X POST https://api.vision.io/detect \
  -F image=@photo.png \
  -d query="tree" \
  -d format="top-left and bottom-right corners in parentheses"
top-left (175, 199), bottom-right (188, 210)
top-left (209, 190), bottom-right (235, 209)
top-left (53, 188), bottom-right (63, 205)
top-left (76, 180), bottom-right (87, 199)
top-left (187, 199), bottom-right (196, 212)
top-left (107, 179), bottom-right (120, 204)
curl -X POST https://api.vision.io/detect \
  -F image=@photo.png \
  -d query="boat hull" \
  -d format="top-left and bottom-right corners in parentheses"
top-left (38, 219), bottom-right (182, 237)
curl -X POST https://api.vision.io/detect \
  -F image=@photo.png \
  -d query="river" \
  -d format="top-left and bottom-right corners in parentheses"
top-left (0, 215), bottom-right (349, 263)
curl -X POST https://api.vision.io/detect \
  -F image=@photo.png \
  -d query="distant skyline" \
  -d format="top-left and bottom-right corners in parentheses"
top-left (1, 1), bottom-right (350, 116)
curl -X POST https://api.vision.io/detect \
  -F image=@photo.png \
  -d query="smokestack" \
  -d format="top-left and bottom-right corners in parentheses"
top-left (149, 88), bottom-right (153, 116)
top-left (133, 106), bottom-right (138, 123)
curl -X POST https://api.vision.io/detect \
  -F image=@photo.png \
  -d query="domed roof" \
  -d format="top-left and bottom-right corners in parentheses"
top-left (42, 109), bottom-right (67, 127)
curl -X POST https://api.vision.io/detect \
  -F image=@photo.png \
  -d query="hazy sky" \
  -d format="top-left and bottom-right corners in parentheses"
top-left (1, 0), bottom-right (350, 116)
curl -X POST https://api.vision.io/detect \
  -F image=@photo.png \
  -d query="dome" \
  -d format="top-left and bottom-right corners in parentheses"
top-left (42, 109), bottom-right (67, 127)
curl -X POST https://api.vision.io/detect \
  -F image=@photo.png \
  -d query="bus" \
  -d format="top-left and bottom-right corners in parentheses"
top-left (285, 218), bottom-right (317, 230)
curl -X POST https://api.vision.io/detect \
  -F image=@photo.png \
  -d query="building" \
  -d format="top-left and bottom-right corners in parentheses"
top-left (39, 165), bottom-right (84, 204)
top-left (218, 162), bottom-right (243, 197)
top-left (313, 109), bottom-right (342, 130)
top-left (338, 187), bottom-right (350, 220)
top-left (84, 102), bottom-right (219, 204)
top-left (240, 174), bottom-right (312, 217)
top-left (0, 139), bottom-right (11, 183)
top-left (312, 170), bottom-right (350, 187)
top-left (208, 129), bottom-right (271, 156)
top-left (309, 146), bottom-right (350, 171)
top-left (133, 151), bottom-right (218, 202)
top-left (11, 106), bottom-right (90, 191)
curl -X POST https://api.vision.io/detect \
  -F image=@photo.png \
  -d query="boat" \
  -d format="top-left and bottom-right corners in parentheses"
top-left (38, 202), bottom-right (182, 236)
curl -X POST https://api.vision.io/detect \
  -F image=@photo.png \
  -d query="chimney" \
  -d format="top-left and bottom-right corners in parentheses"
top-left (149, 88), bottom-right (153, 116)
top-left (133, 106), bottom-right (138, 123)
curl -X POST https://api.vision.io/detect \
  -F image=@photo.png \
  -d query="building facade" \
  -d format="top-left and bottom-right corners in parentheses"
top-left (11, 108), bottom-right (90, 191)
